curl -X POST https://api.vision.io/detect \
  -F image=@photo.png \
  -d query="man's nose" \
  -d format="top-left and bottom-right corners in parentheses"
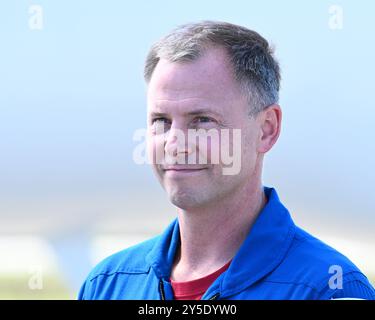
top-left (164, 126), bottom-right (193, 158)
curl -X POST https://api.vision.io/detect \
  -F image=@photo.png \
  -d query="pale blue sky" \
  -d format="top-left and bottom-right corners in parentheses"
top-left (0, 0), bottom-right (374, 239)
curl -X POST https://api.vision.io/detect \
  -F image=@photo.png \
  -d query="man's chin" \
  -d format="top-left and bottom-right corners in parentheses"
top-left (168, 189), bottom-right (206, 210)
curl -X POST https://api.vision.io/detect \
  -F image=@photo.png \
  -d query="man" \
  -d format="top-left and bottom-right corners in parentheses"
top-left (78, 21), bottom-right (375, 300)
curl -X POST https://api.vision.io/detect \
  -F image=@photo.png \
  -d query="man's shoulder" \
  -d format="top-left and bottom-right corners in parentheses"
top-left (86, 234), bottom-right (159, 282)
top-left (268, 226), bottom-right (375, 298)
top-left (289, 227), bottom-right (359, 271)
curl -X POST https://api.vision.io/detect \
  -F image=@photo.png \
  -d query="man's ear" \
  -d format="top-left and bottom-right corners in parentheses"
top-left (257, 104), bottom-right (282, 154)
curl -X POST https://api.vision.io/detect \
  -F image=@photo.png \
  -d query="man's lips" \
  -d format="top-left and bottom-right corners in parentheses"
top-left (163, 166), bottom-right (208, 171)
top-left (162, 166), bottom-right (208, 175)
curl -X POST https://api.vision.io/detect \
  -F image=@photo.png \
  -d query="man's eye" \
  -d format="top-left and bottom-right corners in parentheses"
top-left (152, 118), bottom-right (169, 124)
top-left (195, 116), bottom-right (213, 123)
top-left (150, 118), bottom-right (171, 134)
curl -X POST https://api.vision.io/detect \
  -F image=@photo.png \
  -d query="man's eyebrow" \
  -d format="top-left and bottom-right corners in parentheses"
top-left (149, 109), bottom-right (223, 118)
top-left (187, 109), bottom-right (223, 117)
top-left (149, 111), bottom-right (168, 118)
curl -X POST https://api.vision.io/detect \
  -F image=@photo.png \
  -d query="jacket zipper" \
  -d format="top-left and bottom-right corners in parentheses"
top-left (159, 279), bottom-right (166, 300)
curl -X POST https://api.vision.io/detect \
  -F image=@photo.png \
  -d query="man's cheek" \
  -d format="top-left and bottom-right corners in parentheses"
top-left (206, 136), bottom-right (220, 165)
top-left (219, 129), bottom-right (242, 176)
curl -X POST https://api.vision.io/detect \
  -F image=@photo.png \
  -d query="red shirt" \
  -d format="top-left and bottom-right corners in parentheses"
top-left (170, 261), bottom-right (231, 300)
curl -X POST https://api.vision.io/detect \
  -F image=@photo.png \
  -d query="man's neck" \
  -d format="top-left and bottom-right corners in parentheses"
top-left (170, 182), bottom-right (267, 282)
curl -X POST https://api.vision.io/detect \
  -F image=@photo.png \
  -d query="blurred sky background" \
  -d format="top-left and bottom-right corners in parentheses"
top-left (0, 0), bottom-right (374, 299)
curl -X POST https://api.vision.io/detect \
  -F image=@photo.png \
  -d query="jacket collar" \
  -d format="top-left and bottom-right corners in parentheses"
top-left (145, 186), bottom-right (296, 298)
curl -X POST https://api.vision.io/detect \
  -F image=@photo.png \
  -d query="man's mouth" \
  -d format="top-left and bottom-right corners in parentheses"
top-left (162, 166), bottom-right (208, 176)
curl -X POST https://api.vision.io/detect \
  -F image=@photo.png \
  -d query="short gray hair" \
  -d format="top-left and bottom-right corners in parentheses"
top-left (144, 21), bottom-right (281, 116)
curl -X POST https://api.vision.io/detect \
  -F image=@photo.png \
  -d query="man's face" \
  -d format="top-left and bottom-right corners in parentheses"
top-left (146, 47), bottom-right (262, 210)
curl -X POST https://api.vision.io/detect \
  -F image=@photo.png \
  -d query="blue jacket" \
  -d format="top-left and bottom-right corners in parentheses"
top-left (78, 187), bottom-right (375, 300)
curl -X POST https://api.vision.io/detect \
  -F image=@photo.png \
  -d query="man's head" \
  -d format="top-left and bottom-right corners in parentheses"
top-left (144, 21), bottom-right (282, 210)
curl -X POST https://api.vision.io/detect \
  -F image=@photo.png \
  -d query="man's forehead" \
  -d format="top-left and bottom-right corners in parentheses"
top-left (148, 66), bottom-right (224, 101)
top-left (147, 73), bottom-right (231, 116)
